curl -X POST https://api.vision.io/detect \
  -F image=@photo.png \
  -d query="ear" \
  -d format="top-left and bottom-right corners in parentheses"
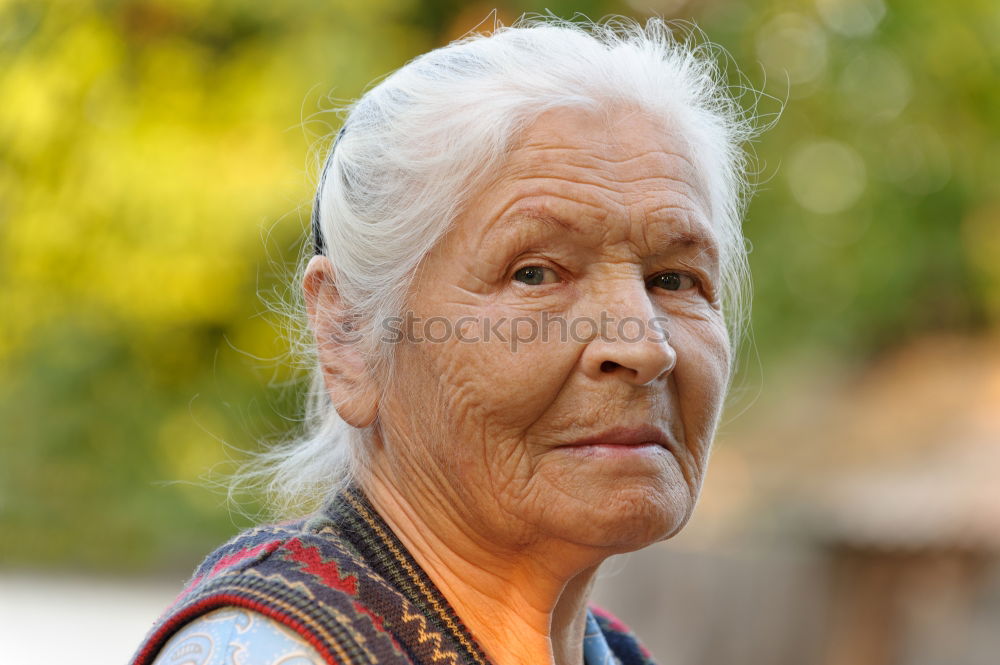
top-left (303, 256), bottom-right (380, 428)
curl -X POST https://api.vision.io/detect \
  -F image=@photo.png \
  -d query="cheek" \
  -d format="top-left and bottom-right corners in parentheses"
top-left (673, 317), bottom-right (730, 458)
top-left (403, 307), bottom-right (575, 448)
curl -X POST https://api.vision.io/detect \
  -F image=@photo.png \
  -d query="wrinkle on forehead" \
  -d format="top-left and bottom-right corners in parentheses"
top-left (504, 106), bottom-right (712, 206)
top-left (461, 106), bottom-right (719, 257)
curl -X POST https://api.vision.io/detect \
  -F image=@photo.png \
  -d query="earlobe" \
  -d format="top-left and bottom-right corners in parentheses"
top-left (304, 256), bottom-right (380, 428)
top-left (319, 367), bottom-right (380, 428)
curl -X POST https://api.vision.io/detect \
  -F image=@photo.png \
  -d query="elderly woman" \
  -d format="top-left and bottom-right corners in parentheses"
top-left (132, 15), bottom-right (754, 665)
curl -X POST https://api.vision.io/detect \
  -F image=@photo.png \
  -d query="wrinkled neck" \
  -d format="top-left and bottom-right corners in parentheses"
top-left (363, 469), bottom-right (602, 665)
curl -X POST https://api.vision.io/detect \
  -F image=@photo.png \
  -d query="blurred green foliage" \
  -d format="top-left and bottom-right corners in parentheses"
top-left (1, 0), bottom-right (997, 572)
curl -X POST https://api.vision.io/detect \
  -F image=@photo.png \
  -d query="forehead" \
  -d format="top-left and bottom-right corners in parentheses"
top-left (467, 106), bottom-right (716, 245)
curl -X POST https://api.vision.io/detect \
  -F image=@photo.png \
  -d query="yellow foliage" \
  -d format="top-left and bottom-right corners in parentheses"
top-left (156, 403), bottom-right (230, 483)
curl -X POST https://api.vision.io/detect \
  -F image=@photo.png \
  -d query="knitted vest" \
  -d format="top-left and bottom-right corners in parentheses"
top-left (130, 485), bottom-right (657, 665)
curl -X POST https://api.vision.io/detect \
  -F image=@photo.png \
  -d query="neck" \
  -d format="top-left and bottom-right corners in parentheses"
top-left (363, 469), bottom-right (604, 665)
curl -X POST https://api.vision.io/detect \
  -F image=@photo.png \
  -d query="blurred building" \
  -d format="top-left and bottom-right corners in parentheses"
top-left (596, 333), bottom-right (1000, 665)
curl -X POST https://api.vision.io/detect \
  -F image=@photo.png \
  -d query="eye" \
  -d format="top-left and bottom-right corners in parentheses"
top-left (648, 271), bottom-right (697, 291)
top-left (513, 265), bottom-right (559, 286)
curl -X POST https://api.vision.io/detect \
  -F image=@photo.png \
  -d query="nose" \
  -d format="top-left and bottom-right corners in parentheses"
top-left (578, 284), bottom-right (677, 387)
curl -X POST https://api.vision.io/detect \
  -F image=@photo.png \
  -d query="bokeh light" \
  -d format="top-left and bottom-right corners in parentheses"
top-left (787, 139), bottom-right (867, 214)
top-left (815, 0), bottom-right (886, 37)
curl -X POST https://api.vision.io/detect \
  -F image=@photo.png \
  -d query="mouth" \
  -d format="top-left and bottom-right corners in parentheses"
top-left (561, 424), bottom-right (669, 450)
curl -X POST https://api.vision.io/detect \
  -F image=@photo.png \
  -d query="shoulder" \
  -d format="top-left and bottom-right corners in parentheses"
top-left (149, 607), bottom-right (325, 665)
top-left (186, 517), bottom-right (322, 582)
top-left (176, 514), bottom-right (368, 607)
top-left (589, 604), bottom-right (659, 665)
top-left (133, 519), bottom-right (410, 665)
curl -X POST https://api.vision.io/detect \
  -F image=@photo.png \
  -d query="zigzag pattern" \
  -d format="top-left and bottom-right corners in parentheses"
top-left (397, 599), bottom-right (459, 665)
top-left (242, 569), bottom-right (318, 601)
top-left (130, 483), bottom-right (658, 665)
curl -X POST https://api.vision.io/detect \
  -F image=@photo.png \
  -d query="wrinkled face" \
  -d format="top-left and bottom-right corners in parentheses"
top-left (374, 106), bottom-right (731, 553)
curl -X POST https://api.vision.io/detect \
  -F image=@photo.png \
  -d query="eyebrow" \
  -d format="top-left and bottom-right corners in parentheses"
top-left (504, 208), bottom-right (587, 235)
top-left (659, 228), bottom-right (720, 258)
top-left (505, 207), bottom-right (720, 261)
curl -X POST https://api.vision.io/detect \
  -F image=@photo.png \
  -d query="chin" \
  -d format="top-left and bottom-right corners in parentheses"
top-left (544, 478), bottom-right (696, 552)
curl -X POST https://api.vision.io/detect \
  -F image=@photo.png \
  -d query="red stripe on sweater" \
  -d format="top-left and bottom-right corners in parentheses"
top-left (589, 603), bottom-right (653, 659)
top-left (589, 603), bottom-right (630, 634)
top-left (284, 537), bottom-right (359, 596)
top-left (130, 593), bottom-right (342, 665)
top-left (209, 540), bottom-right (282, 576)
top-left (161, 540), bottom-right (283, 614)
top-left (352, 599), bottom-right (405, 652)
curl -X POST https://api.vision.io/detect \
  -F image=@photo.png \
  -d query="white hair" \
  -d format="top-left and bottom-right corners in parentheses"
top-left (238, 14), bottom-right (763, 518)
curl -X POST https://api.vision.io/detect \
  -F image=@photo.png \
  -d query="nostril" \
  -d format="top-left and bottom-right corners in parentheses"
top-left (600, 360), bottom-right (620, 373)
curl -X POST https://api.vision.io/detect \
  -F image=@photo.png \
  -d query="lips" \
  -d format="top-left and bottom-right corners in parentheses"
top-left (562, 424), bottom-right (669, 449)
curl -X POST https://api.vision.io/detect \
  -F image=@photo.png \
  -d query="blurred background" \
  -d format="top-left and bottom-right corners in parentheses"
top-left (1, 0), bottom-right (998, 662)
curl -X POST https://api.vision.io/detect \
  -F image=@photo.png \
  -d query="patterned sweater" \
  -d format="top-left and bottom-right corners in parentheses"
top-left (130, 484), bottom-right (658, 665)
